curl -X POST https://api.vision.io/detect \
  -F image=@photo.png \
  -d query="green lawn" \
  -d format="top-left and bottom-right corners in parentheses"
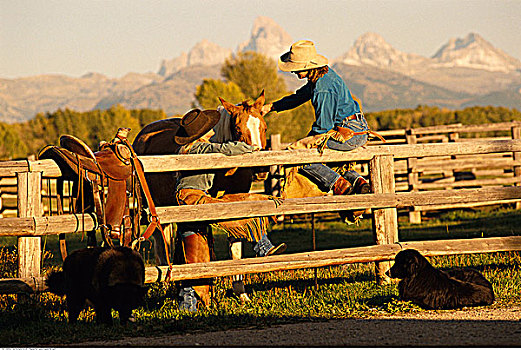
top-left (1, 205), bottom-right (520, 346)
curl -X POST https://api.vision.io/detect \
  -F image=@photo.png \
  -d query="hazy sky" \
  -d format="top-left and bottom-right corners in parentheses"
top-left (1, 0), bottom-right (520, 79)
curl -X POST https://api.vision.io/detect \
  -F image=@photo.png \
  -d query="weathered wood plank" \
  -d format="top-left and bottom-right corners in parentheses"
top-left (410, 121), bottom-right (521, 135)
top-left (414, 158), bottom-right (521, 172)
top-left (157, 186), bottom-right (521, 223)
top-left (4, 236), bottom-right (520, 293)
top-left (370, 155), bottom-right (398, 284)
top-left (138, 140), bottom-right (521, 172)
top-left (0, 214), bottom-right (97, 236)
top-left (145, 236), bottom-right (521, 282)
top-left (17, 172), bottom-right (42, 279)
top-left (1, 186), bottom-right (521, 234)
top-left (0, 162), bottom-right (31, 177)
top-left (413, 199), bottom-right (520, 211)
top-left (417, 177), bottom-right (520, 190)
top-left (2, 140), bottom-right (521, 177)
top-left (0, 277), bottom-right (48, 294)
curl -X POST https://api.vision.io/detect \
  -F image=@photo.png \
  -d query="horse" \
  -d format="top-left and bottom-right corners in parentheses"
top-left (132, 91), bottom-right (273, 305)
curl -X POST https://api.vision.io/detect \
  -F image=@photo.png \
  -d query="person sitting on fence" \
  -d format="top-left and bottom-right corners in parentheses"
top-left (173, 109), bottom-right (286, 311)
top-left (262, 40), bottom-right (383, 223)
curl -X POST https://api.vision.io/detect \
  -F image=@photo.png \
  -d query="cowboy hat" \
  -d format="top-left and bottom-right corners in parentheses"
top-left (278, 40), bottom-right (329, 72)
top-left (174, 109), bottom-right (221, 145)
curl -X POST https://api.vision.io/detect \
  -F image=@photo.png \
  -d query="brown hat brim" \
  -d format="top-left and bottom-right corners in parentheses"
top-left (278, 52), bottom-right (329, 72)
top-left (174, 109), bottom-right (221, 145)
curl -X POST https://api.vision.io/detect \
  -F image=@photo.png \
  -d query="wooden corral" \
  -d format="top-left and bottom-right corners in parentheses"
top-left (268, 121), bottom-right (521, 223)
top-left (1, 130), bottom-right (521, 293)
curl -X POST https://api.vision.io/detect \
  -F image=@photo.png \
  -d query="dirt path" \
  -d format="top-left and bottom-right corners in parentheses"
top-left (73, 306), bottom-right (521, 347)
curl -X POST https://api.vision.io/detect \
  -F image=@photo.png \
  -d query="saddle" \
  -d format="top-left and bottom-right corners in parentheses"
top-left (39, 128), bottom-right (139, 247)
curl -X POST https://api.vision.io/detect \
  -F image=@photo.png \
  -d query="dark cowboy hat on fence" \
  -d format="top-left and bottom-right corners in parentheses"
top-left (174, 109), bottom-right (221, 145)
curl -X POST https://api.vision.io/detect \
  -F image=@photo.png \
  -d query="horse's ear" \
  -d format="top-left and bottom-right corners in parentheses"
top-left (219, 97), bottom-right (240, 114)
top-left (253, 90), bottom-right (265, 110)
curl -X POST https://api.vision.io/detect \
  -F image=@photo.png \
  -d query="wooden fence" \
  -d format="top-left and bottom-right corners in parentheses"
top-left (1, 133), bottom-right (521, 294)
top-left (267, 121), bottom-right (521, 223)
top-left (4, 121), bottom-right (518, 221)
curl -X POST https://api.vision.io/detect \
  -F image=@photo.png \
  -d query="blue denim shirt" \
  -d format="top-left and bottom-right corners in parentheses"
top-left (272, 67), bottom-right (363, 135)
top-left (176, 141), bottom-right (255, 192)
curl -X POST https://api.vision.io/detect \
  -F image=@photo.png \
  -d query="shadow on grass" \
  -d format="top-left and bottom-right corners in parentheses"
top-left (223, 274), bottom-right (376, 297)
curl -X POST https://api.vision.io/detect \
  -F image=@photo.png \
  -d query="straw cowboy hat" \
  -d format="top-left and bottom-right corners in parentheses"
top-left (278, 40), bottom-right (329, 72)
top-left (174, 109), bottom-right (221, 145)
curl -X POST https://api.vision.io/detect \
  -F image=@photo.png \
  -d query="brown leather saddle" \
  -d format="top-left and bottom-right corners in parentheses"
top-left (38, 128), bottom-right (140, 248)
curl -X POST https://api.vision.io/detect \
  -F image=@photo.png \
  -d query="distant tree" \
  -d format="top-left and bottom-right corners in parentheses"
top-left (265, 102), bottom-right (315, 142)
top-left (198, 51), bottom-right (314, 142)
top-left (131, 109), bottom-right (168, 128)
top-left (364, 105), bottom-right (521, 132)
top-left (86, 105), bottom-right (141, 148)
top-left (221, 51), bottom-right (288, 102)
top-left (7, 103), bottom-right (521, 160)
top-left (195, 79), bottom-right (246, 109)
top-left (0, 123), bottom-right (27, 160)
top-left (25, 112), bottom-right (58, 154)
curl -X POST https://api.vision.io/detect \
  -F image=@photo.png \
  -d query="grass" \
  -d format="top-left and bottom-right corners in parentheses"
top-left (1, 205), bottom-right (520, 346)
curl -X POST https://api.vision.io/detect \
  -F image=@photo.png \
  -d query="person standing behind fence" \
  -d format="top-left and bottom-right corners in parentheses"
top-left (262, 40), bottom-right (378, 223)
top-left (173, 109), bottom-right (286, 312)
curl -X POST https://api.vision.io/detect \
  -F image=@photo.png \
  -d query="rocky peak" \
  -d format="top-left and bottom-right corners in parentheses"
top-left (334, 32), bottom-right (427, 70)
top-left (186, 39), bottom-right (232, 66)
top-left (237, 16), bottom-right (293, 61)
top-left (432, 33), bottom-right (521, 72)
top-left (159, 16), bottom-right (293, 77)
top-left (158, 40), bottom-right (231, 77)
top-left (158, 53), bottom-right (188, 77)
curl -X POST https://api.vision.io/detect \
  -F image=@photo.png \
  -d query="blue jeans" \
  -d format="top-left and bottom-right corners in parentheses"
top-left (300, 114), bottom-right (369, 191)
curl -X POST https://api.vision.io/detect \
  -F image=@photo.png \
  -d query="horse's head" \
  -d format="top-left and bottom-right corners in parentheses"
top-left (219, 91), bottom-right (268, 150)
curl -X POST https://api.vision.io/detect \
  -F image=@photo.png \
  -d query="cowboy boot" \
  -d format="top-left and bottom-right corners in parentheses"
top-left (334, 176), bottom-right (370, 224)
top-left (332, 176), bottom-right (352, 195)
top-left (352, 176), bottom-right (371, 194)
top-left (182, 233), bottom-right (211, 308)
top-left (350, 176), bottom-right (371, 217)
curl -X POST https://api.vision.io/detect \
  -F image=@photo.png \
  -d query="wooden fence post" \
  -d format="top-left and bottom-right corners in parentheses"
top-left (266, 134), bottom-right (284, 222)
top-left (266, 134), bottom-right (282, 197)
top-left (512, 126), bottom-right (521, 210)
top-left (370, 155), bottom-right (398, 285)
top-left (405, 130), bottom-right (421, 223)
top-left (447, 132), bottom-right (460, 182)
top-left (17, 171), bottom-right (43, 278)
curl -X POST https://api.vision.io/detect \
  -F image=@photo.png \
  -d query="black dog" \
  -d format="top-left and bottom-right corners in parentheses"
top-left (386, 249), bottom-right (494, 309)
top-left (46, 246), bottom-right (147, 325)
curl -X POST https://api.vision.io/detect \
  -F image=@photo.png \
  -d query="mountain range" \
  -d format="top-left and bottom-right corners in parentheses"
top-left (1, 16), bottom-right (520, 123)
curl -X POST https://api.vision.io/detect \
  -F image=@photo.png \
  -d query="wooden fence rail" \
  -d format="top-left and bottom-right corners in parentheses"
top-left (2, 187), bottom-right (521, 236)
top-left (3, 236), bottom-right (520, 293)
top-left (1, 135), bottom-right (521, 293)
top-left (2, 139), bottom-right (521, 177)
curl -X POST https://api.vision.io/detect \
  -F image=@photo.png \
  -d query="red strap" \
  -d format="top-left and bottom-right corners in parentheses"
top-left (123, 139), bottom-right (172, 270)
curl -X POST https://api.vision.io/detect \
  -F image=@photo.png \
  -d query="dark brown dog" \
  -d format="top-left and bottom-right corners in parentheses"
top-left (387, 249), bottom-right (494, 309)
top-left (46, 246), bottom-right (147, 325)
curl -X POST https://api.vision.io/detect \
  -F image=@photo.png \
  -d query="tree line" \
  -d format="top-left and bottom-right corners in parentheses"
top-left (0, 51), bottom-right (520, 160)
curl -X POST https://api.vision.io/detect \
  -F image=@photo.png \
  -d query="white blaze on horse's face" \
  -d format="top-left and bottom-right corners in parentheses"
top-left (219, 93), bottom-right (268, 150)
top-left (246, 115), bottom-right (263, 150)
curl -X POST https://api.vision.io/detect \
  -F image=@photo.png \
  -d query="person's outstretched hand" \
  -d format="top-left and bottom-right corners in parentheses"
top-left (261, 103), bottom-right (273, 117)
